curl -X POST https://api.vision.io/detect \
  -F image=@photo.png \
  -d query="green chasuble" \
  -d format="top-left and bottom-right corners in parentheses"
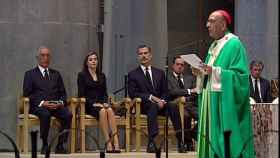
top-left (197, 32), bottom-right (255, 158)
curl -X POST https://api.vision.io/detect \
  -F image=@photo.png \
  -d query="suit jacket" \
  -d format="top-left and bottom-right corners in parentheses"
top-left (128, 66), bottom-right (168, 103)
top-left (77, 71), bottom-right (108, 108)
top-left (168, 72), bottom-right (195, 99)
top-left (23, 67), bottom-right (67, 112)
top-left (249, 75), bottom-right (272, 103)
top-left (168, 72), bottom-right (197, 104)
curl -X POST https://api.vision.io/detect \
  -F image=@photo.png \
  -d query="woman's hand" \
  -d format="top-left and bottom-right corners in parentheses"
top-left (93, 103), bottom-right (103, 108)
top-left (103, 103), bottom-right (109, 108)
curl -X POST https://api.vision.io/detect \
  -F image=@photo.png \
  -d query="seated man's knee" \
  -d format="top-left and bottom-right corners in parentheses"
top-left (39, 110), bottom-right (51, 120)
top-left (67, 111), bottom-right (73, 120)
top-left (61, 108), bottom-right (72, 120)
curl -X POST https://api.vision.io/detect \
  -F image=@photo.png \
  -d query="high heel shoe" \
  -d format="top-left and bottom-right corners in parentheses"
top-left (113, 149), bottom-right (121, 153)
top-left (113, 146), bottom-right (121, 153)
top-left (106, 142), bottom-right (114, 153)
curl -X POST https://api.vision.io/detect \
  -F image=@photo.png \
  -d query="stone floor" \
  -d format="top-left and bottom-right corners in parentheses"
top-left (0, 152), bottom-right (196, 158)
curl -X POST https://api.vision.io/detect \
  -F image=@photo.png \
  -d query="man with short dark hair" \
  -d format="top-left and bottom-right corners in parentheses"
top-left (249, 60), bottom-right (272, 103)
top-left (128, 45), bottom-right (184, 153)
top-left (168, 55), bottom-right (198, 152)
top-left (23, 46), bottom-right (72, 154)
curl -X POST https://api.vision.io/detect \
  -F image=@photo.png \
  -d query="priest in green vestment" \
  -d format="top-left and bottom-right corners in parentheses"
top-left (192, 10), bottom-right (255, 158)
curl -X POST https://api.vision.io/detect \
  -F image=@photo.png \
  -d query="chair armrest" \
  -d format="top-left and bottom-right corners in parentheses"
top-left (123, 97), bottom-right (132, 117)
top-left (21, 97), bottom-right (30, 121)
top-left (68, 97), bottom-right (79, 114)
top-left (175, 96), bottom-right (186, 132)
top-left (22, 97), bottom-right (30, 114)
top-left (123, 97), bottom-right (132, 110)
top-left (133, 98), bottom-right (142, 118)
top-left (78, 98), bottom-right (86, 115)
top-left (174, 96), bottom-right (186, 105)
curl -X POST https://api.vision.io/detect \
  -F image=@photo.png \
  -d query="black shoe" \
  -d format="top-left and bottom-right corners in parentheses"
top-left (178, 142), bottom-right (188, 153)
top-left (40, 144), bottom-right (48, 155)
top-left (55, 144), bottom-right (68, 154)
top-left (113, 149), bottom-right (121, 153)
top-left (106, 150), bottom-right (114, 153)
top-left (146, 141), bottom-right (157, 153)
top-left (187, 143), bottom-right (194, 151)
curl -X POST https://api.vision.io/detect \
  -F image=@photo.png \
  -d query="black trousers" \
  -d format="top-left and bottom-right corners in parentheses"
top-left (184, 104), bottom-right (198, 144)
top-left (31, 106), bottom-right (72, 145)
top-left (141, 102), bottom-right (182, 143)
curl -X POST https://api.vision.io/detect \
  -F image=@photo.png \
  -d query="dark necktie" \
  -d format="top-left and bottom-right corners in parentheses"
top-left (44, 69), bottom-right (50, 80)
top-left (177, 75), bottom-right (184, 89)
top-left (145, 67), bottom-right (153, 87)
top-left (254, 79), bottom-right (261, 103)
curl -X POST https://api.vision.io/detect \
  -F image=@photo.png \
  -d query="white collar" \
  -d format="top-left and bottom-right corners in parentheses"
top-left (251, 75), bottom-right (259, 81)
top-left (38, 65), bottom-right (49, 74)
top-left (140, 65), bottom-right (152, 72)
top-left (173, 72), bottom-right (183, 78)
top-left (216, 35), bottom-right (225, 43)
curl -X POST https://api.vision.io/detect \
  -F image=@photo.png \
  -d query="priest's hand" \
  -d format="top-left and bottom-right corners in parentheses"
top-left (200, 63), bottom-right (212, 74)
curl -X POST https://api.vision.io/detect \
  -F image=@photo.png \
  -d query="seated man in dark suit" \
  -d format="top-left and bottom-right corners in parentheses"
top-left (128, 45), bottom-right (184, 153)
top-left (249, 60), bottom-right (272, 103)
top-left (168, 56), bottom-right (198, 151)
top-left (23, 46), bottom-right (72, 154)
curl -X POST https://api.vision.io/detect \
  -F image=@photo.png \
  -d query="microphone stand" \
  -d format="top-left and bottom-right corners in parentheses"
top-left (164, 56), bottom-right (169, 158)
top-left (0, 130), bottom-right (20, 158)
top-left (112, 75), bottom-right (128, 97)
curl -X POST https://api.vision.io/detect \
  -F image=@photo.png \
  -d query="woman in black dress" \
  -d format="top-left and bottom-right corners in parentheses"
top-left (77, 51), bottom-right (120, 153)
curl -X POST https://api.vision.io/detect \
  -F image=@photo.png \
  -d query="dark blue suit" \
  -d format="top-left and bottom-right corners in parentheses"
top-left (23, 67), bottom-right (72, 145)
top-left (128, 66), bottom-right (182, 142)
top-left (249, 76), bottom-right (272, 103)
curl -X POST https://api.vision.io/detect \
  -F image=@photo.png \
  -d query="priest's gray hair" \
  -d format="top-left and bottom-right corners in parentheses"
top-left (36, 46), bottom-right (50, 56)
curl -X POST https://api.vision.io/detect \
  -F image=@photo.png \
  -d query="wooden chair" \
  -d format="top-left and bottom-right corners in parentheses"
top-left (110, 96), bottom-right (132, 152)
top-left (133, 97), bottom-right (186, 151)
top-left (16, 97), bottom-right (78, 154)
top-left (78, 96), bottom-right (132, 153)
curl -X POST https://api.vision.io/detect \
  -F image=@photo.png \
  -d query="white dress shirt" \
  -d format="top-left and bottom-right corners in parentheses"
top-left (38, 65), bottom-right (49, 77)
top-left (140, 65), bottom-right (153, 86)
top-left (251, 76), bottom-right (263, 102)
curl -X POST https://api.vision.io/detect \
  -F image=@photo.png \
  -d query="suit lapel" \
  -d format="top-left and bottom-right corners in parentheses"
top-left (171, 73), bottom-right (180, 89)
top-left (48, 69), bottom-right (54, 82)
top-left (249, 76), bottom-right (254, 96)
top-left (260, 78), bottom-right (265, 100)
top-left (35, 67), bottom-right (45, 80)
top-left (151, 67), bottom-right (157, 90)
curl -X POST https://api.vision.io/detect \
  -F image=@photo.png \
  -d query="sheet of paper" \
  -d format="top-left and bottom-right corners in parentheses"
top-left (180, 54), bottom-right (203, 70)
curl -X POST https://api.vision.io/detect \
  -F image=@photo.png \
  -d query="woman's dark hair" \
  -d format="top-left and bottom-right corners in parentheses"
top-left (82, 50), bottom-right (100, 75)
